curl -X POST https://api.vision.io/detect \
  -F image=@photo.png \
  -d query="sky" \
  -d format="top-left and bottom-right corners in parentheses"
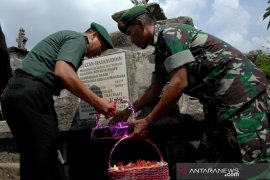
top-left (0, 0), bottom-right (269, 53)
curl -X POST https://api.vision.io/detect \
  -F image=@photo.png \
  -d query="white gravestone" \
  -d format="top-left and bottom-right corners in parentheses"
top-left (78, 52), bottom-right (129, 123)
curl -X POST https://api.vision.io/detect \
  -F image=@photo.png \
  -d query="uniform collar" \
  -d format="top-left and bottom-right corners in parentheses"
top-left (154, 23), bottom-right (164, 46)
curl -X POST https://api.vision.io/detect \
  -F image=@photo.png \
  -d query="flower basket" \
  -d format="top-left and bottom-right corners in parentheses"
top-left (108, 136), bottom-right (170, 180)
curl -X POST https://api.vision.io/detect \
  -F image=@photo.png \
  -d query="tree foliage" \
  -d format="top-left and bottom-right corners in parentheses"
top-left (248, 50), bottom-right (270, 80)
top-left (264, 0), bottom-right (270, 29)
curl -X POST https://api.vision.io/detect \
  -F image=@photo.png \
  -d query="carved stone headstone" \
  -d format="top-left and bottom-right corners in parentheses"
top-left (78, 53), bottom-right (129, 119)
top-left (70, 48), bottom-right (156, 129)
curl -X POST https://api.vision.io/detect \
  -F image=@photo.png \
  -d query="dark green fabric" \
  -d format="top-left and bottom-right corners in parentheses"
top-left (18, 30), bottom-right (86, 95)
top-left (118, 5), bottom-right (150, 34)
top-left (91, 22), bottom-right (114, 49)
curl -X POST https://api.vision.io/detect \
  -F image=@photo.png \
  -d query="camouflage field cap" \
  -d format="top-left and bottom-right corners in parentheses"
top-left (90, 22), bottom-right (114, 49)
top-left (118, 5), bottom-right (150, 34)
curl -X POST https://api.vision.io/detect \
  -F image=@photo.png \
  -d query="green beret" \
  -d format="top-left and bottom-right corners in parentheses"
top-left (90, 22), bottom-right (114, 49)
top-left (118, 5), bottom-right (150, 34)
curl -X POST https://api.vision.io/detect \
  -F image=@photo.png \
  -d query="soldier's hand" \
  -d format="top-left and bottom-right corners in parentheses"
top-left (127, 119), bottom-right (150, 140)
top-left (95, 98), bottom-right (116, 118)
top-left (109, 108), bottom-right (131, 125)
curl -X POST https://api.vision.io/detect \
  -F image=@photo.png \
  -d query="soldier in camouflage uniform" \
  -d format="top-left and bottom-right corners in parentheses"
top-left (112, 5), bottom-right (270, 169)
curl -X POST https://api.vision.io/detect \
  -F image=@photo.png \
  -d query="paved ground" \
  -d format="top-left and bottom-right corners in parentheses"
top-left (0, 163), bottom-right (19, 180)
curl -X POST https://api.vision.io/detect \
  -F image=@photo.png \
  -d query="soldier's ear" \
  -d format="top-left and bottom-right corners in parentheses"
top-left (136, 19), bottom-right (145, 28)
top-left (91, 31), bottom-right (99, 39)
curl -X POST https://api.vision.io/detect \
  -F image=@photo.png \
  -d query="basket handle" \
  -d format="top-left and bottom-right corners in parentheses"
top-left (108, 136), bottom-right (164, 169)
top-left (95, 97), bottom-right (136, 127)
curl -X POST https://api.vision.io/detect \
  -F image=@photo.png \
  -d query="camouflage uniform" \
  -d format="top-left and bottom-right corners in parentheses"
top-left (153, 23), bottom-right (270, 164)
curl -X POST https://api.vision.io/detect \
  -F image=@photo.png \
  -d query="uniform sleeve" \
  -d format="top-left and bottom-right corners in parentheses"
top-left (56, 36), bottom-right (86, 70)
top-left (160, 26), bottom-right (195, 74)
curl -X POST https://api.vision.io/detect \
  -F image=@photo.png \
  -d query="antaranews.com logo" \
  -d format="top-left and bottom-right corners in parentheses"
top-left (176, 163), bottom-right (269, 180)
top-left (177, 165), bottom-right (239, 179)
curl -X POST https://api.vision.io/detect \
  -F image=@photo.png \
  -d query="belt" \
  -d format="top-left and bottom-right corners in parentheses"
top-left (14, 69), bottom-right (53, 93)
top-left (15, 69), bottom-right (41, 81)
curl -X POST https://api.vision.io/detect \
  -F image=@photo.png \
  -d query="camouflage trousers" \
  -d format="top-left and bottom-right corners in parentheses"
top-left (228, 92), bottom-right (270, 164)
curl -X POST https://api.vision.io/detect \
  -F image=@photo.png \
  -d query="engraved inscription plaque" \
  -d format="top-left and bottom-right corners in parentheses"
top-left (78, 53), bottom-right (129, 120)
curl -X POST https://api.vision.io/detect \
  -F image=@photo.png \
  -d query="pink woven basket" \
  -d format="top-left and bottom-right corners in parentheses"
top-left (108, 136), bottom-right (170, 180)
